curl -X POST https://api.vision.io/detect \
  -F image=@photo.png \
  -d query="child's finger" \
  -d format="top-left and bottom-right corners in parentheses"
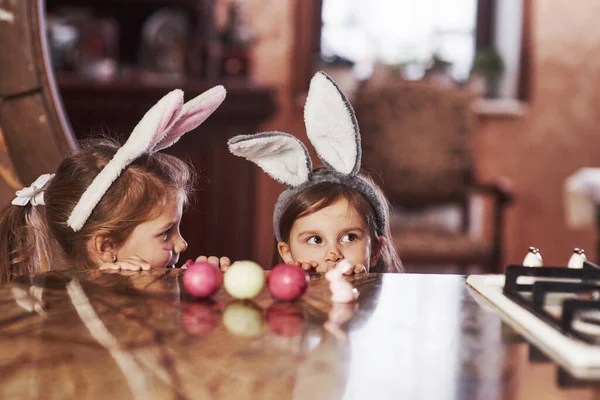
top-left (119, 261), bottom-right (141, 271)
top-left (300, 262), bottom-right (312, 271)
top-left (354, 264), bottom-right (367, 274)
top-left (220, 257), bottom-right (231, 272)
top-left (207, 256), bottom-right (219, 266)
top-left (308, 261), bottom-right (320, 270)
top-left (122, 258), bottom-right (150, 271)
top-left (294, 261), bottom-right (306, 270)
top-left (128, 257), bottom-right (151, 270)
top-left (195, 256), bottom-right (208, 263)
top-left (220, 256), bottom-right (231, 266)
top-left (315, 264), bottom-right (328, 273)
top-left (99, 268), bottom-right (120, 274)
top-left (99, 263), bottom-right (118, 271)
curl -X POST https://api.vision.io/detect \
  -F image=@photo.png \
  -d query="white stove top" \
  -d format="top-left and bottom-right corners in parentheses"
top-left (467, 273), bottom-right (600, 379)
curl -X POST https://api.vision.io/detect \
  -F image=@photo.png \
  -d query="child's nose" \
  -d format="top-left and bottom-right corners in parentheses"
top-left (325, 248), bottom-right (343, 263)
top-left (175, 235), bottom-right (188, 254)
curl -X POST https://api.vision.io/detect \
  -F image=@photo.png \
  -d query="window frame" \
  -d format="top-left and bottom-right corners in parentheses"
top-left (292, 0), bottom-right (531, 101)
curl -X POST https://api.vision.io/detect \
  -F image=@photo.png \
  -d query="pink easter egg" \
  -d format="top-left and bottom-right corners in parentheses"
top-left (183, 262), bottom-right (223, 298)
top-left (267, 264), bottom-right (309, 301)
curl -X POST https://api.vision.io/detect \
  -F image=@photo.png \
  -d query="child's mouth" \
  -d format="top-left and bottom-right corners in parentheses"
top-left (168, 255), bottom-right (179, 268)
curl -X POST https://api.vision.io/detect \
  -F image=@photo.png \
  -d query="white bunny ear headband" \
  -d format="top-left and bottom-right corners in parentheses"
top-left (62, 86), bottom-right (226, 231)
top-left (228, 71), bottom-right (386, 242)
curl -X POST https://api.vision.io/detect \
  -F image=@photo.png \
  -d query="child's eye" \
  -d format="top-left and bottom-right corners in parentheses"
top-left (306, 236), bottom-right (323, 245)
top-left (341, 233), bottom-right (358, 243)
top-left (160, 228), bottom-right (172, 241)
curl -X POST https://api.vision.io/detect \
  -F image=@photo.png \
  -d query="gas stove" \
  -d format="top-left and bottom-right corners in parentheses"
top-left (467, 262), bottom-right (600, 380)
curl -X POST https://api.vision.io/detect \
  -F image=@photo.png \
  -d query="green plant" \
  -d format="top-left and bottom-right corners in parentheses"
top-left (470, 49), bottom-right (504, 80)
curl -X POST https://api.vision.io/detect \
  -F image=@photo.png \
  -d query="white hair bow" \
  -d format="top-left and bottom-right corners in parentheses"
top-left (12, 173), bottom-right (55, 207)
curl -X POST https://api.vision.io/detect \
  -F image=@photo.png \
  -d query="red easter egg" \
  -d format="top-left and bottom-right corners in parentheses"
top-left (267, 264), bottom-right (309, 301)
top-left (266, 302), bottom-right (306, 337)
top-left (183, 262), bottom-right (223, 298)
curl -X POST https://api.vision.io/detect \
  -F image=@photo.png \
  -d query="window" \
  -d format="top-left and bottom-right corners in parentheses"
top-left (320, 0), bottom-right (527, 99)
top-left (321, 0), bottom-right (478, 81)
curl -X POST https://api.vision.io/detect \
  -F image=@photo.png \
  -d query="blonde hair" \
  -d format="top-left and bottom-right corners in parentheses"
top-left (0, 138), bottom-right (194, 284)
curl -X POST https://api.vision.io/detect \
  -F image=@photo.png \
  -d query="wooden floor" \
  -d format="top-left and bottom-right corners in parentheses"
top-left (0, 269), bottom-right (599, 399)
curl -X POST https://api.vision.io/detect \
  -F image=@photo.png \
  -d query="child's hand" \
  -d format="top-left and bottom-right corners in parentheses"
top-left (193, 255), bottom-right (232, 272)
top-left (295, 261), bottom-right (367, 274)
top-left (99, 255), bottom-right (151, 271)
top-left (344, 264), bottom-right (368, 275)
top-left (294, 260), bottom-right (321, 272)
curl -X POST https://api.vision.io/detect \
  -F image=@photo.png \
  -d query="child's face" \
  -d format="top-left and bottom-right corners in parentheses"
top-left (278, 198), bottom-right (382, 271)
top-left (117, 192), bottom-right (188, 269)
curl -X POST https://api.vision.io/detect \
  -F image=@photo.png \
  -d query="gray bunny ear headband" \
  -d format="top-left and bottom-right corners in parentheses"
top-left (228, 71), bottom-right (386, 242)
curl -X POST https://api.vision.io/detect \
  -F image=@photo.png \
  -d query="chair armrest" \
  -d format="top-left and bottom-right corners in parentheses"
top-left (470, 178), bottom-right (515, 205)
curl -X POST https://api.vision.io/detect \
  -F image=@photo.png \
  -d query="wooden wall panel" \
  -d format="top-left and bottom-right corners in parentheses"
top-left (0, 0), bottom-right (75, 198)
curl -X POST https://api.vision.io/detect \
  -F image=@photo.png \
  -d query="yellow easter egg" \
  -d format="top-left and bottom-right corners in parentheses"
top-left (223, 260), bottom-right (265, 299)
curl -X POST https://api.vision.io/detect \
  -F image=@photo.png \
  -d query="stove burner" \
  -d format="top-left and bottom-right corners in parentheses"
top-left (503, 261), bottom-right (600, 344)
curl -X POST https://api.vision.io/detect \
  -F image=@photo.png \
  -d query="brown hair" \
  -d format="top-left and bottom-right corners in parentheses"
top-left (275, 173), bottom-right (403, 273)
top-left (0, 138), bottom-right (194, 284)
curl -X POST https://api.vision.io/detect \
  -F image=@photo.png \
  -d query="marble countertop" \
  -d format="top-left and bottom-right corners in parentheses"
top-left (0, 270), bottom-right (598, 399)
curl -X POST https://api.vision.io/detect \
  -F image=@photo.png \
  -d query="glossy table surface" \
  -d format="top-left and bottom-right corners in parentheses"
top-left (1, 270), bottom-right (600, 399)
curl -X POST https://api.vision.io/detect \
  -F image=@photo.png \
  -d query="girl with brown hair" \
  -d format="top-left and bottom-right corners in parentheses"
top-left (228, 72), bottom-right (403, 273)
top-left (0, 86), bottom-right (226, 284)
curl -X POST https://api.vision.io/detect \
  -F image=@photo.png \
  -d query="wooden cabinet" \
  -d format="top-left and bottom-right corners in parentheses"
top-left (45, 0), bottom-right (277, 261)
top-left (0, 0), bottom-right (276, 261)
top-left (45, 0), bottom-right (220, 79)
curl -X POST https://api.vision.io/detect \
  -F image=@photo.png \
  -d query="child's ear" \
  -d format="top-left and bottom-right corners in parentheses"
top-left (370, 236), bottom-right (387, 266)
top-left (90, 235), bottom-right (117, 264)
top-left (277, 242), bottom-right (295, 264)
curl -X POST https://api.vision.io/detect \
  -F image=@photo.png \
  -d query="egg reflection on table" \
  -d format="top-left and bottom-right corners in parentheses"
top-left (266, 302), bottom-right (307, 337)
top-left (181, 300), bottom-right (222, 335)
top-left (223, 300), bottom-right (264, 337)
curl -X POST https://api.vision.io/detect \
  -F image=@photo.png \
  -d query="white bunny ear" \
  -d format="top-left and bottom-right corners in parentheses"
top-left (304, 71), bottom-right (361, 175)
top-left (67, 89), bottom-right (184, 231)
top-left (121, 89), bottom-right (184, 157)
top-left (228, 132), bottom-right (312, 187)
top-left (151, 85), bottom-right (226, 152)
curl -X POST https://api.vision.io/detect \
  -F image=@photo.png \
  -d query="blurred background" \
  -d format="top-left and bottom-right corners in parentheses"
top-left (1, 0), bottom-right (599, 274)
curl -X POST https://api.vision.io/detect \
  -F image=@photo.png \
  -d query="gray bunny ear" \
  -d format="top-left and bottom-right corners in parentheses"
top-left (304, 71), bottom-right (361, 175)
top-left (228, 132), bottom-right (312, 187)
